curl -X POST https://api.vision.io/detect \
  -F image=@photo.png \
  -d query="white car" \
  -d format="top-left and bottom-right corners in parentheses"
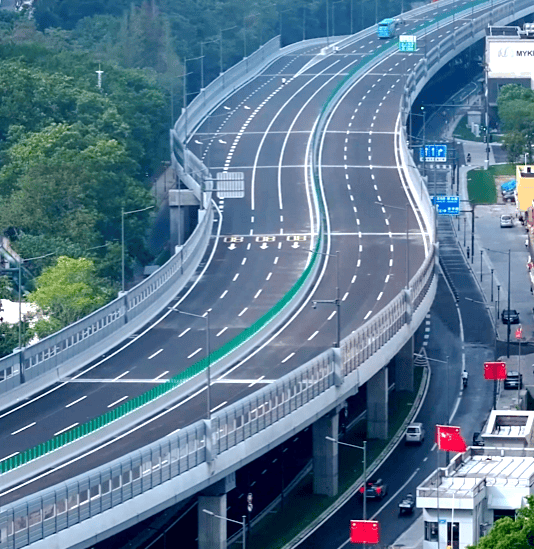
top-left (405, 422), bottom-right (425, 444)
top-left (500, 214), bottom-right (513, 228)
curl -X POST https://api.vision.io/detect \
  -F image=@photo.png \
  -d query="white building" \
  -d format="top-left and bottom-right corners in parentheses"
top-left (417, 413), bottom-right (534, 549)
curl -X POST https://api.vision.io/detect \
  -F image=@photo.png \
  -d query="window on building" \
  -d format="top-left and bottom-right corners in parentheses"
top-left (425, 521), bottom-right (438, 541)
top-left (447, 521), bottom-right (459, 549)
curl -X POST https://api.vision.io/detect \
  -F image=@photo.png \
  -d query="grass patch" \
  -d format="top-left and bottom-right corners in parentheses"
top-left (467, 164), bottom-right (516, 204)
top-left (453, 115), bottom-right (482, 142)
top-left (235, 367), bottom-right (424, 549)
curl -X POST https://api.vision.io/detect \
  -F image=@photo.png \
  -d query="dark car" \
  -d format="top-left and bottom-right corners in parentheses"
top-left (501, 309), bottom-right (520, 324)
top-left (359, 479), bottom-right (388, 500)
top-left (504, 371), bottom-right (523, 390)
top-left (472, 431), bottom-right (484, 446)
top-left (398, 493), bottom-right (415, 515)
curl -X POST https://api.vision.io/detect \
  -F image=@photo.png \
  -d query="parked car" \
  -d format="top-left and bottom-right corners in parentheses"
top-left (472, 431), bottom-right (484, 446)
top-left (500, 214), bottom-right (513, 227)
top-left (405, 422), bottom-right (425, 444)
top-left (359, 479), bottom-right (388, 500)
top-left (398, 493), bottom-right (415, 515)
top-left (504, 371), bottom-right (523, 390)
top-left (502, 192), bottom-right (516, 203)
top-left (501, 309), bottom-right (520, 324)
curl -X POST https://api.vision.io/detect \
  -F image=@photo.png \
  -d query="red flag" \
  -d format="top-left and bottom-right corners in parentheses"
top-left (436, 425), bottom-right (467, 452)
top-left (515, 326), bottom-right (523, 340)
top-left (484, 362), bottom-right (507, 380)
top-left (350, 520), bottom-right (380, 544)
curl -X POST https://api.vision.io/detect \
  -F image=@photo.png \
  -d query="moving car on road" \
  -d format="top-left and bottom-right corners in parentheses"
top-left (398, 493), bottom-right (415, 515)
top-left (405, 422), bottom-right (425, 444)
top-left (359, 479), bottom-right (388, 500)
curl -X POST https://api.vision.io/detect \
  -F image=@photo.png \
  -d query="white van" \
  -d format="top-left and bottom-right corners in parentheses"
top-left (405, 422), bottom-right (425, 444)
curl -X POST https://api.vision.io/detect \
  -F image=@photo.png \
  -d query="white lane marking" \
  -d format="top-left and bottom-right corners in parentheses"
top-left (389, 258), bottom-right (393, 267)
top-left (148, 349), bottom-right (163, 360)
top-left (281, 352), bottom-right (295, 363)
top-left (274, 256), bottom-right (279, 264)
top-left (248, 375), bottom-right (265, 388)
top-left (377, 292), bottom-right (383, 301)
top-left (178, 327), bottom-right (191, 338)
top-left (308, 330), bottom-right (319, 341)
top-left (364, 311), bottom-right (372, 320)
top-left (254, 289), bottom-right (262, 299)
top-left (54, 423), bottom-right (79, 437)
top-left (357, 259), bottom-right (361, 267)
top-left (385, 274), bottom-right (390, 283)
top-left (238, 307), bottom-right (248, 317)
top-left (278, 241), bottom-right (282, 249)
top-left (351, 275), bottom-right (356, 284)
top-left (210, 401), bottom-right (228, 413)
top-left (266, 272), bottom-right (272, 280)
top-left (233, 273), bottom-right (240, 281)
top-left (154, 371), bottom-right (169, 381)
top-left (108, 396), bottom-right (128, 409)
top-left (220, 290), bottom-right (228, 299)
top-left (241, 258), bottom-right (247, 265)
top-left (328, 311), bottom-right (336, 321)
top-left (188, 348), bottom-right (202, 359)
top-left (66, 395), bottom-right (87, 408)
top-left (251, 216), bottom-right (254, 223)
top-left (113, 370), bottom-right (130, 381)
top-left (342, 292), bottom-right (349, 301)
top-left (216, 327), bottom-right (228, 337)
top-left (11, 422), bottom-right (36, 436)
top-left (247, 242), bottom-right (251, 250)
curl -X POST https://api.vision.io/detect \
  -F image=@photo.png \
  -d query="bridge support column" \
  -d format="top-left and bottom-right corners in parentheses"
top-left (198, 474), bottom-right (236, 549)
top-left (169, 189), bottom-right (199, 248)
top-left (312, 410), bottom-right (339, 497)
top-left (395, 336), bottom-right (414, 392)
top-left (367, 367), bottom-right (388, 440)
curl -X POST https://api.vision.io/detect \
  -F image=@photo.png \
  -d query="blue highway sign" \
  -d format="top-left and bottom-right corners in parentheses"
top-left (432, 195), bottom-right (460, 216)
top-left (419, 144), bottom-right (447, 163)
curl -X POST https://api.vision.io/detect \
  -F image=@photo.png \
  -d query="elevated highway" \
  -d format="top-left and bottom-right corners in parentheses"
top-left (0, 1), bottom-right (532, 547)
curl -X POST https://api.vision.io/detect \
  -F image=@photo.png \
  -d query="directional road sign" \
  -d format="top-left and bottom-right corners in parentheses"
top-left (420, 144), bottom-right (447, 163)
top-left (399, 35), bottom-right (417, 52)
top-left (432, 195), bottom-right (460, 216)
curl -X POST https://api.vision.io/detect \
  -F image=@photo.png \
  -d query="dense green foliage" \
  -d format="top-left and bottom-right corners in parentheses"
top-left (468, 496), bottom-right (534, 549)
top-left (497, 84), bottom-right (534, 163)
top-left (0, 0), bottom-right (407, 350)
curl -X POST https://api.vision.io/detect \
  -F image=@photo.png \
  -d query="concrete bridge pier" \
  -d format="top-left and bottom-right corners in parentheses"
top-left (169, 189), bottom-right (199, 249)
top-left (367, 367), bottom-right (388, 439)
top-left (312, 409), bottom-right (339, 497)
top-left (395, 336), bottom-right (414, 392)
top-left (198, 474), bottom-right (236, 549)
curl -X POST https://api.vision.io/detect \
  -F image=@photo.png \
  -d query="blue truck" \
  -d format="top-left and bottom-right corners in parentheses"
top-left (377, 18), bottom-right (397, 38)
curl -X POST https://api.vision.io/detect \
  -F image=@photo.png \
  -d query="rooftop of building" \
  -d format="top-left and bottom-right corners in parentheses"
top-left (417, 447), bottom-right (534, 500)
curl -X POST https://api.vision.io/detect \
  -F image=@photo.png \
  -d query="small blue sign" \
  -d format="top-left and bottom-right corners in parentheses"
top-left (420, 144), bottom-right (448, 163)
top-left (433, 195), bottom-right (460, 216)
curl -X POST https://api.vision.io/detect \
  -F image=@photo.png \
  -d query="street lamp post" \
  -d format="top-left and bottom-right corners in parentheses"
top-left (173, 308), bottom-right (211, 419)
top-left (16, 251), bottom-right (56, 383)
top-left (202, 509), bottom-right (246, 549)
top-left (332, 0), bottom-right (344, 38)
top-left (326, 436), bottom-right (367, 519)
top-left (485, 248), bottom-right (512, 357)
top-left (310, 250), bottom-right (340, 347)
top-left (121, 205), bottom-right (154, 293)
top-left (219, 26), bottom-right (238, 74)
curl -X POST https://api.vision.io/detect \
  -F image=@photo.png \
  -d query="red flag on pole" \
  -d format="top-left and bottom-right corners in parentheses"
top-left (436, 425), bottom-right (467, 452)
top-left (515, 326), bottom-right (523, 340)
top-left (484, 362), bottom-right (507, 380)
top-left (350, 520), bottom-right (380, 544)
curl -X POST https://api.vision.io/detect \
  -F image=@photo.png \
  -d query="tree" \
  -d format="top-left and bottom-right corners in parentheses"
top-left (28, 256), bottom-right (114, 337)
top-left (467, 495), bottom-right (534, 548)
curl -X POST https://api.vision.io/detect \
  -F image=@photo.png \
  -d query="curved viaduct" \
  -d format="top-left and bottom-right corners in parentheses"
top-left (0, 1), bottom-right (532, 548)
